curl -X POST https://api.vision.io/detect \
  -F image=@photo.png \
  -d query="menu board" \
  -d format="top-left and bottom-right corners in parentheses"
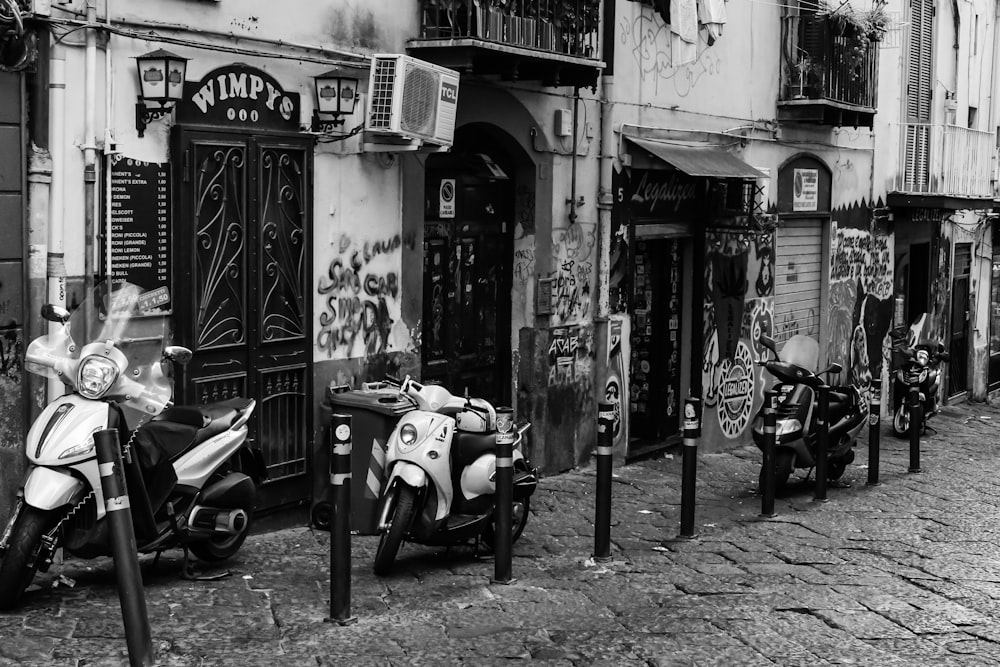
top-left (109, 157), bottom-right (170, 304)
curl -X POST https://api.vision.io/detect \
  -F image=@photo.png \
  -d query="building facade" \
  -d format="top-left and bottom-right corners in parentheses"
top-left (4, 0), bottom-right (996, 528)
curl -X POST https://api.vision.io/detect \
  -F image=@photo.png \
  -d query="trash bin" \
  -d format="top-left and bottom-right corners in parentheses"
top-left (313, 384), bottom-right (413, 535)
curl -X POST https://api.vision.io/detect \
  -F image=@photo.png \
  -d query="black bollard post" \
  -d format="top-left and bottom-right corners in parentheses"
top-left (679, 398), bottom-right (702, 539)
top-left (491, 407), bottom-right (516, 585)
top-left (908, 386), bottom-right (922, 473)
top-left (593, 402), bottom-right (614, 562)
top-left (327, 413), bottom-right (356, 625)
top-left (814, 385), bottom-right (829, 502)
top-left (93, 429), bottom-right (154, 667)
top-left (867, 391), bottom-right (881, 486)
top-left (760, 390), bottom-right (777, 518)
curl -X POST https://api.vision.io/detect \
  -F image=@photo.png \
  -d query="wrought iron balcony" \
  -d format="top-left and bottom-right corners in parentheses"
top-left (777, 14), bottom-right (878, 127)
top-left (407, 0), bottom-right (604, 88)
top-left (891, 123), bottom-right (998, 205)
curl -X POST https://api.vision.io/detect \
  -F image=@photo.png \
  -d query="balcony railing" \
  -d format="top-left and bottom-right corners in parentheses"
top-left (779, 14), bottom-right (878, 115)
top-left (416, 0), bottom-right (600, 59)
top-left (894, 123), bottom-right (997, 199)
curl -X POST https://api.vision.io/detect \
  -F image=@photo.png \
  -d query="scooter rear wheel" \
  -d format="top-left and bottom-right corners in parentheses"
top-left (189, 509), bottom-right (254, 562)
top-left (481, 497), bottom-right (530, 550)
top-left (373, 484), bottom-right (417, 576)
top-left (0, 506), bottom-right (58, 610)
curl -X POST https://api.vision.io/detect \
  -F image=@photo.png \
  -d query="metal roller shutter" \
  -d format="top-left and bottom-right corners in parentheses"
top-left (774, 218), bottom-right (824, 346)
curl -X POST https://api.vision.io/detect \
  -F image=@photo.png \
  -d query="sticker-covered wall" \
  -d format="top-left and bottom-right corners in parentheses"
top-left (701, 229), bottom-right (775, 444)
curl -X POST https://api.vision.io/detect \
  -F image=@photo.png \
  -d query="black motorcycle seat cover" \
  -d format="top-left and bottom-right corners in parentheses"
top-left (452, 430), bottom-right (496, 469)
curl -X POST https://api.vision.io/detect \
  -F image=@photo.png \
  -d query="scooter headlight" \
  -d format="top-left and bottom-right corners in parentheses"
top-left (77, 356), bottom-right (121, 398)
top-left (776, 419), bottom-right (802, 436)
top-left (399, 423), bottom-right (418, 446)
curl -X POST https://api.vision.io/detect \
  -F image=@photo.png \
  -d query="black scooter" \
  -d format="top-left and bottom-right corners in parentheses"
top-left (750, 334), bottom-right (868, 492)
top-left (891, 340), bottom-right (949, 437)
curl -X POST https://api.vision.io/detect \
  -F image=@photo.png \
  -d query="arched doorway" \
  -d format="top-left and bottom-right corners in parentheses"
top-left (421, 124), bottom-right (525, 407)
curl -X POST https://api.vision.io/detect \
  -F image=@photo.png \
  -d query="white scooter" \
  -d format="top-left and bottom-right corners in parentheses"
top-left (372, 376), bottom-right (537, 575)
top-left (0, 281), bottom-right (264, 609)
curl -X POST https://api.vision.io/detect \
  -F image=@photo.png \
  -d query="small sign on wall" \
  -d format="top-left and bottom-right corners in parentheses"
top-left (792, 168), bottom-right (819, 211)
top-left (439, 178), bottom-right (456, 219)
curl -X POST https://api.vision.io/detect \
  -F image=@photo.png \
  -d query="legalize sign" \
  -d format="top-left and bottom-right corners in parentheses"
top-left (177, 64), bottom-right (300, 131)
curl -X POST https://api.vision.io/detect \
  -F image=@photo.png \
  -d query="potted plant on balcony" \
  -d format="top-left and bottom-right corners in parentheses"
top-left (790, 55), bottom-right (815, 99)
top-left (554, 0), bottom-right (601, 56)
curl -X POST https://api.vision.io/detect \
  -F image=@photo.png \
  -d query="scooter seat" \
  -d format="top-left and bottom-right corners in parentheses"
top-left (452, 430), bottom-right (497, 469)
top-left (150, 398), bottom-right (253, 460)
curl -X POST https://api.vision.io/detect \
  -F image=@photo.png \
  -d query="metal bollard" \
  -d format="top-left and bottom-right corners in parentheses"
top-left (679, 398), bottom-right (702, 539)
top-left (93, 429), bottom-right (154, 667)
top-left (908, 386), bottom-right (922, 473)
top-left (760, 390), bottom-right (777, 518)
top-left (327, 413), bottom-right (356, 625)
top-left (593, 402), bottom-right (614, 562)
top-left (491, 407), bottom-right (516, 585)
top-left (867, 392), bottom-right (881, 486)
top-left (814, 385), bottom-right (830, 502)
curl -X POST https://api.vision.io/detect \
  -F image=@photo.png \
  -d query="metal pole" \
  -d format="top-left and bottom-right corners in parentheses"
top-left (679, 398), bottom-right (701, 539)
top-left (492, 407), bottom-right (516, 585)
top-left (593, 402), bottom-right (614, 562)
top-left (93, 429), bottom-right (154, 667)
top-left (908, 386), bottom-right (922, 473)
top-left (814, 385), bottom-right (829, 502)
top-left (327, 413), bottom-right (356, 625)
top-left (867, 392), bottom-right (881, 486)
top-left (760, 390), bottom-right (777, 518)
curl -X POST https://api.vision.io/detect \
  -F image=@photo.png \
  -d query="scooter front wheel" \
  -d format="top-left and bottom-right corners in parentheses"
top-left (373, 484), bottom-right (417, 576)
top-left (892, 404), bottom-right (910, 438)
top-left (0, 506), bottom-right (59, 610)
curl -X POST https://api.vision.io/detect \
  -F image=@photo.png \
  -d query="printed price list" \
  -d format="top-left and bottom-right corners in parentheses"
top-left (109, 158), bottom-right (170, 299)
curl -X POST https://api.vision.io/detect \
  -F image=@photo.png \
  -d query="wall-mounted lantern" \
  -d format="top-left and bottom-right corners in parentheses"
top-left (311, 69), bottom-right (359, 133)
top-left (135, 49), bottom-right (188, 138)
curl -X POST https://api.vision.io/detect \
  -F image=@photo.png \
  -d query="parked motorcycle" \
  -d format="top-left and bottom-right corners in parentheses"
top-left (0, 281), bottom-right (264, 609)
top-left (891, 341), bottom-right (950, 437)
top-left (372, 376), bottom-right (537, 575)
top-left (751, 334), bottom-right (868, 492)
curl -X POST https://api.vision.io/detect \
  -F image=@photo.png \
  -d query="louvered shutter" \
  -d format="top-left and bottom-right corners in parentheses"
top-left (774, 219), bottom-right (825, 347)
top-left (904, 0), bottom-right (933, 190)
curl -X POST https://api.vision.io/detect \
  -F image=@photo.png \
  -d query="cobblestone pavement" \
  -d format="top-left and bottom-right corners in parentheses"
top-left (5, 401), bottom-right (1000, 665)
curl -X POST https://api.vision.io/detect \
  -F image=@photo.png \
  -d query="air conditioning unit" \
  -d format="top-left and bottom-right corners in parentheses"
top-left (365, 54), bottom-right (460, 148)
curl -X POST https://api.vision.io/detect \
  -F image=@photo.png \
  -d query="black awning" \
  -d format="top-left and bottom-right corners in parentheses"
top-left (627, 137), bottom-right (767, 179)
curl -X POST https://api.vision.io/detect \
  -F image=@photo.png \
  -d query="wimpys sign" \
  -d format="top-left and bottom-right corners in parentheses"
top-left (177, 64), bottom-right (300, 131)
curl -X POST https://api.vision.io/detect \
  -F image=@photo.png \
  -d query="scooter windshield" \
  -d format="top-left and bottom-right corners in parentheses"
top-left (25, 281), bottom-right (173, 416)
top-left (779, 334), bottom-right (820, 373)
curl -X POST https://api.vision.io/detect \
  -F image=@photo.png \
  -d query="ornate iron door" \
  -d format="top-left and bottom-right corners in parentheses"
top-left (422, 218), bottom-right (512, 407)
top-left (173, 130), bottom-right (311, 512)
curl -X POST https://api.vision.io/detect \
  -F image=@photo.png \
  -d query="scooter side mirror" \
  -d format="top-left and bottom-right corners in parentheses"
top-left (164, 345), bottom-right (193, 365)
top-left (823, 362), bottom-right (843, 375)
top-left (41, 304), bottom-right (71, 323)
top-left (938, 352), bottom-right (951, 362)
top-left (758, 334), bottom-right (778, 356)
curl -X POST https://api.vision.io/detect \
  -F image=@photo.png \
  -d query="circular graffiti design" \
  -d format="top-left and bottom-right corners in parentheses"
top-left (717, 341), bottom-right (755, 439)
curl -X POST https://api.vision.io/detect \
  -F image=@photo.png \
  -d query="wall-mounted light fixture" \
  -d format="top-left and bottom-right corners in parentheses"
top-left (311, 69), bottom-right (359, 133)
top-left (135, 49), bottom-right (188, 137)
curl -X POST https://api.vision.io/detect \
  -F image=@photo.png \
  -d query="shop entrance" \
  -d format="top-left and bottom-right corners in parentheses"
top-left (172, 129), bottom-right (312, 512)
top-left (948, 243), bottom-right (972, 397)
top-left (989, 229), bottom-right (1000, 392)
top-left (422, 154), bottom-right (513, 407)
top-left (628, 237), bottom-right (684, 443)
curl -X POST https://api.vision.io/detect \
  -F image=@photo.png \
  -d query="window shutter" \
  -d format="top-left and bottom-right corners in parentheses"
top-left (904, 0), bottom-right (933, 189)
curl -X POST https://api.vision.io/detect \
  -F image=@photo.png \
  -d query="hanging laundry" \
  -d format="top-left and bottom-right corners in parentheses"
top-left (670, 0), bottom-right (698, 43)
top-left (698, 0), bottom-right (727, 45)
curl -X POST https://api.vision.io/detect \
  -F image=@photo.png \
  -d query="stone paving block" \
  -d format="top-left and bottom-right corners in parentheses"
top-left (810, 608), bottom-right (916, 639)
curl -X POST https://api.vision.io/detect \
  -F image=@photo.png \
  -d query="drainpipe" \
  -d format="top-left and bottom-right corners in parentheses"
top-left (83, 0), bottom-right (98, 281)
top-left (595, 0), bottom-right (616, 456)
top-left (47, 46), bottom-right (66, 400)
top-left (26, 34), bottom-right (51, 418)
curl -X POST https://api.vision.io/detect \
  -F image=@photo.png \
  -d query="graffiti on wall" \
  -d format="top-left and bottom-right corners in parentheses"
top-left (316, 233), bottom-right (404, 359)
top-left (619, 12), bottom-right (723, 96)
top-left (0, 330), bottom-right (22, 448)
top-left (827, 226), bottom-right (894, 394)
top-left (551, 224), bottom-right (596, 325)
top-left (702, 230), bottom-right (775, 439)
